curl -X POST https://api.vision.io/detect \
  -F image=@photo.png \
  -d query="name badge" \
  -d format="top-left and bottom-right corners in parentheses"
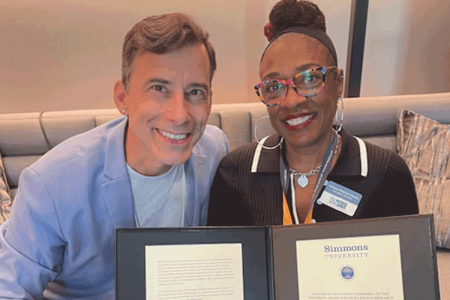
top-left (317, 181), bottom-right (362, 216)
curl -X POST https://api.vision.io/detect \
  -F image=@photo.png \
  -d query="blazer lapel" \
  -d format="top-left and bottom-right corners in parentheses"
top-left (101, 178), bottom-right (135, 229)
top-left (100, 118), bottom-right (136, 229)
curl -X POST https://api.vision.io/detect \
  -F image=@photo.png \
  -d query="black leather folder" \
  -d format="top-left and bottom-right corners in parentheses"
top-left (116, 214), bottom-right (440, 300)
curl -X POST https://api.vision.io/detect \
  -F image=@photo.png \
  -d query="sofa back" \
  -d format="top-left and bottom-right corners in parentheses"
top-left (1, 92), bottom-right (450, 197)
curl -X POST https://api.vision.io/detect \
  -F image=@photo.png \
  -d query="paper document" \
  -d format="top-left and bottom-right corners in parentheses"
top-left (296, 235), bottom-right (404, 300)
top-left (145, 243), bottom-right (244, 300)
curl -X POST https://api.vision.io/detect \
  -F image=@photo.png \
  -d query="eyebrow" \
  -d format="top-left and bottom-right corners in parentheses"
top-left (141, 78), bottom-right (209, 92)
top-left (262, 63), bottom-right (322, 81)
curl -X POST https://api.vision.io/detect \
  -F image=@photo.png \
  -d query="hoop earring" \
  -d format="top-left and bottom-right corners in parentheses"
top-left (334, 96), bottom-right (344, 132)
top-left (254, 116), bottom-right (284, 150)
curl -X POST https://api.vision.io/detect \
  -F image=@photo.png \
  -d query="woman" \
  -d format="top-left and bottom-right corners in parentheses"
top-left (207, 0), bottom-right (418, 226)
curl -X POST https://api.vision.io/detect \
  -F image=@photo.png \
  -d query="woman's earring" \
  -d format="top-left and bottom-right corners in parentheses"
top-left (254, 116), bottom-right (283, 150)
top-left (122, 108), bottom-right (127, 114)
top-left (334, 97), bottom-right (344, 133)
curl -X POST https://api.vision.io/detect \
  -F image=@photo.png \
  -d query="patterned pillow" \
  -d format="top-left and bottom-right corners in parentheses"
top-left (0, 153), bottom-right (12, 224)
top-left (397, 109), bottom-right (450, 249)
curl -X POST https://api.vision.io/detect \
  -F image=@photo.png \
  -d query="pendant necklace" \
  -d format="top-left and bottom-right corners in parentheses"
top-left (288, 132), bottom-right (340, 188)
top-left (289, 165), bottom-right (322, 188)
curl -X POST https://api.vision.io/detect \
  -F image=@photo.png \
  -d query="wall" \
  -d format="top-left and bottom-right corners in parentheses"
top-left (361, 0), bottom-right (450, 97)
top-left (0, 0), bottom-right (274, 113)
top-left (0, 0), bottom-right (448, 114)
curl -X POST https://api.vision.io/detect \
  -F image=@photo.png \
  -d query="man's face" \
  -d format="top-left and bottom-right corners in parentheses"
top-left (115, 44), bottom-right (212, 176)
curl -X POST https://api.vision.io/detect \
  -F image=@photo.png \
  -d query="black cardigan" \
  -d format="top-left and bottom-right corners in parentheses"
top-left (207, 129), bottom-right (419, 226)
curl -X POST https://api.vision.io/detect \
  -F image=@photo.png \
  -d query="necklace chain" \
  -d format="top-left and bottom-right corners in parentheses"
top-left (289, 165), bottom-right (322, 177)
top-left (288, 130), bottom-right (340, 188)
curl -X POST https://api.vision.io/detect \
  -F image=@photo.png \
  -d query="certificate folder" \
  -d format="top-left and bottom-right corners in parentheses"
top-left (115, 214), bottom-right (440, 300)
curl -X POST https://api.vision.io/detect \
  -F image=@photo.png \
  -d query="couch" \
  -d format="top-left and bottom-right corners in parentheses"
top-left (1, 92), bottom-right (449, 299)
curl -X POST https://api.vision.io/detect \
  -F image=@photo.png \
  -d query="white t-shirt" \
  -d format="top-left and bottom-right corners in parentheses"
top-left (127, 163), bottom-right (186, 227)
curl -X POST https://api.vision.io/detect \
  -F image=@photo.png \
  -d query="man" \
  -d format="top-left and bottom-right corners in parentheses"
top-left (0, 13), bottom-right (228, 299)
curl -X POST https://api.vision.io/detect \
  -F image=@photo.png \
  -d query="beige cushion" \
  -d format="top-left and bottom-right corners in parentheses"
top-left (438, 250), bottom-right (450, 300)
top-left (0, 153), bottom-right (12, 224)
top-left (397, 110), bottom-right (450, 249)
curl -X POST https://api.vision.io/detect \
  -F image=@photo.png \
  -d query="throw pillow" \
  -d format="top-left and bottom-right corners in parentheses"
top-left (0, 153), bottom-right (12, 224)
top-left (397, 109), bottom-right (450, 249)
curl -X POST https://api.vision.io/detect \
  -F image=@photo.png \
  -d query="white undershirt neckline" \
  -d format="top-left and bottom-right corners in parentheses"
top-left (126, 163), bottom-right (186, 228)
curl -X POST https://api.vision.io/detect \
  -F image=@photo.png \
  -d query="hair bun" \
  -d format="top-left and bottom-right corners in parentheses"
top-left (268, 0), bottom-right (326, 40)
top-left (264, 23), bottom-right (274, 41)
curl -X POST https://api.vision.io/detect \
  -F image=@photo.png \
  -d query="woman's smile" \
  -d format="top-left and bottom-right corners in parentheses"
top-left (285, 113), bottom-right (315, 127)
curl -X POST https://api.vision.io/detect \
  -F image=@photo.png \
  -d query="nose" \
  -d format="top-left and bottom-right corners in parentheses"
top-left (280, 82), bottom-right (307, 109)
top-left (165, 92), bottom-right (190, 126)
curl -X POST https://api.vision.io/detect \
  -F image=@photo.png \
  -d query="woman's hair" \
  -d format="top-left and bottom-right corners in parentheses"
top-left (268, 0), bottom-right (326, 41)
top-left (263, 0), bottom-right (337, 66)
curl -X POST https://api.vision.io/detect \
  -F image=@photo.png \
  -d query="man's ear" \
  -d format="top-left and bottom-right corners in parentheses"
top-left (113, 80), bottom-right (128, 115)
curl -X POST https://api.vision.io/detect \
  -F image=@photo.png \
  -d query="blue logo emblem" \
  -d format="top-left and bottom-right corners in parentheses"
top-left (340, 265), bottom-right (355, 281)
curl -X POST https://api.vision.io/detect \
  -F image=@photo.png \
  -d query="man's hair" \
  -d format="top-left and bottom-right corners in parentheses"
top-left (122, 13), bottom-right (217, 90)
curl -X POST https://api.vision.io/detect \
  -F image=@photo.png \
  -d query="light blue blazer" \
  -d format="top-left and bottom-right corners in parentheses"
top-left (0, 117), bottom-right (228, 299)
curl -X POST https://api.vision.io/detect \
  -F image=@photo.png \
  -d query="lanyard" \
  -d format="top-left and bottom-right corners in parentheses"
top-left (280, 130), bottom-right (339, 224)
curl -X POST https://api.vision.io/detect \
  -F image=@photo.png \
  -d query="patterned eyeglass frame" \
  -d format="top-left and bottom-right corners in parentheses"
top-left (254, 66), bottom-right (336, 107)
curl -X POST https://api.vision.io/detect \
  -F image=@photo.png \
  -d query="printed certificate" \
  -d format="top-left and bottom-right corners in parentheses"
top-left (145, 243), bottom-right (244, 300)
top-left (296, 235), bottom-right (404, 300)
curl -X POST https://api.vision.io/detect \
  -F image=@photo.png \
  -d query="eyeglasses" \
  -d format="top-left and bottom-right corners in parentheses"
top-left (254, 66), bottom-right (336, 107)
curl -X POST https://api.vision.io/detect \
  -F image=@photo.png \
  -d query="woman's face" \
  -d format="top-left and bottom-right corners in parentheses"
top-left (260, 33), bottom-right (343, 150)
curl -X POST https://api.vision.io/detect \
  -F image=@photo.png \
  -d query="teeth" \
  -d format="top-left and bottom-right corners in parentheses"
top-left (159, 130), bottom-right (188, 141)
top-left (286, 115), bottom-right (313, 126)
